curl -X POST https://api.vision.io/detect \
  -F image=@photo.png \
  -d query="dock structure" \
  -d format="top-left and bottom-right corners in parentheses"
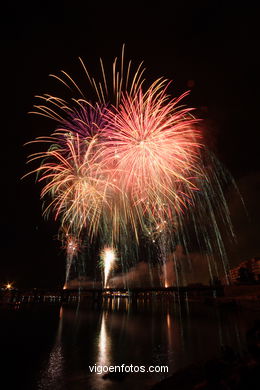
top-left (1, 285), bottom-right (225, 305)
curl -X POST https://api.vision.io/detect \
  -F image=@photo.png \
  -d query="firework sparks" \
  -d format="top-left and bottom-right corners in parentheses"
top-left (24, 47), bottom-right (237, 286)
top-left (99, 80), bottom-right (202, 235)
top-left (100, 247), bottom-right (117, 288)
top-left (59, 228), bottom-right (82, 285)
top-left (106, 86), bottom-right (201, 203)
top-left (26, 132), bottom-right (120, 239)
top-left (26, 71), bottom-right (203, 243)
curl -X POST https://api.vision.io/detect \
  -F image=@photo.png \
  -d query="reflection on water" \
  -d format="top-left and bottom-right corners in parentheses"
top-left (24, 298), bottom-right (258, 390)
top-left (90, 313), bottom-right (112, 390)
top-left (98, 314), bottom-right (111, 367)
top-left (38, 307), bottom-right (64, 390)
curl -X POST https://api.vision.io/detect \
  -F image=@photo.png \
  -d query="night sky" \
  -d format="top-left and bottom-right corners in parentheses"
top-left (1, 2), bottom-right (260, 288)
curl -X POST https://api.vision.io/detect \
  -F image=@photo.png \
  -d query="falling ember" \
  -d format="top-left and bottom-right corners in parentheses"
top-left (100, 247), bottom-right (117, 288)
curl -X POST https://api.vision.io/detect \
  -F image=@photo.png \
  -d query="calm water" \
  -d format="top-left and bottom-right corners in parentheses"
top-left (1, 298), bottom-right (259, 390)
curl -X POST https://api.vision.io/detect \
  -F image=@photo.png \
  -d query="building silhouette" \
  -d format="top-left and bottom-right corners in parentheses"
top-left (229, 257), bottom-right (260, 284)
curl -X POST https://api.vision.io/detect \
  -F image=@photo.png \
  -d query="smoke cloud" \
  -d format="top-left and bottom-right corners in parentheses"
top-left (66, 244), bottom-right (223, 289)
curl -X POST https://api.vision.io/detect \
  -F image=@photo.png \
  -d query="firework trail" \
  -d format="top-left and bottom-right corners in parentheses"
top-left (58, 227), bottom-right (83, 287)
top-left (100, 247), bottom-right (117, 288)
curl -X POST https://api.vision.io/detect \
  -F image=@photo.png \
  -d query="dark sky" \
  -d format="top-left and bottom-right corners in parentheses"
top-left (1, 2), bottom-right (260, 288)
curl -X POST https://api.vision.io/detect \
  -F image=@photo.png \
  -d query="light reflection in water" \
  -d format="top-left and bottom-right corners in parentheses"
top-left (88, 310), bottom-right (114, 390)
top-left (34, 298), bottom-right (258, 390)
top-left (166, 312), bottom-right (173, 349)
top-left (97, 313), bottom-right (111, 367)
top-left (38, 307), bottom-right (64, 390)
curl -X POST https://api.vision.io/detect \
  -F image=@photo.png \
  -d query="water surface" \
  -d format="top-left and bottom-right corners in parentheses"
top-left (1, 298), bottom-right (258, 389)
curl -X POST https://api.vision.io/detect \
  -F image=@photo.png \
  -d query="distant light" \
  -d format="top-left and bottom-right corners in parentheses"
top-left (187, 79), bottom-right (195, 88)
top-left (6, 283), bottom-right (12, 290)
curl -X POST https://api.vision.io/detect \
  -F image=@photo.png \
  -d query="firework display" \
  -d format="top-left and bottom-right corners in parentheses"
top-left (25, 47), bottom-right (235, 287)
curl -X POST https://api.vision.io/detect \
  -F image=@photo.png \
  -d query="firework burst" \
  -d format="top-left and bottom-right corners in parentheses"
top-left (26, 132), bottom-right (121, 239)
top-left (100, 79), bottom-right (203, 234)
top-left (24, 47), bottom-right (237, 287)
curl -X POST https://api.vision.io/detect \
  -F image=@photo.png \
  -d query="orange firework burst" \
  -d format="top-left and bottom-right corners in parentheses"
top-left (100, 79), bottom-right (202, 231)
